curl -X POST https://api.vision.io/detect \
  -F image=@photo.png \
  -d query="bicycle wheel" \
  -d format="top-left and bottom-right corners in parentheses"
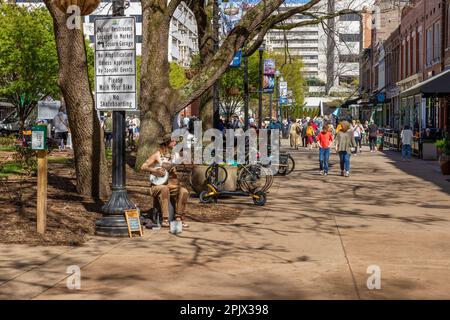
top-left (205, 164), bottom-right (228, 186)
top-left (199, 190), bottom-right (214, 204)
top-left (238, 164), bottom-right (272, 193)
top-left (284, 154), bottom-right (295, 175)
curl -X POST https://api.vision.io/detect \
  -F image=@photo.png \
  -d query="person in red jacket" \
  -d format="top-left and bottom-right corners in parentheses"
top-left (316, 124), bottom-right (333, 176)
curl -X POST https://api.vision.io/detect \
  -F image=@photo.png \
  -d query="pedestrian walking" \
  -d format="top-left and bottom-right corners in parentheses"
top-left (316, 124), bottom-right (333, 176)
top-left (52, 106), bottom-right (69, 150)
top-left (352, 120), bottom-right (363, 154)
top-left (289, 120), bottom-right (301, 149)
top-left (401, 125), bottom-right (414, 161)
top-left (368, 122), bottom-right (378, 152)
top-left (306, 121), bottom-right (315, 150)
top-left (336, 121), bottom-right (356, 177)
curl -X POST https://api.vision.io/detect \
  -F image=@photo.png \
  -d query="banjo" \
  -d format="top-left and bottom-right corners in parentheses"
top-left (149, 163), bottom-right (172, 186)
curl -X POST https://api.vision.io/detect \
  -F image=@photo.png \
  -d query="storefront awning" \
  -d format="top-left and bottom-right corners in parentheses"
top-left (340, 97), bottom-right (361, 109)
top-left (400, 69), bottom-right (450, 98)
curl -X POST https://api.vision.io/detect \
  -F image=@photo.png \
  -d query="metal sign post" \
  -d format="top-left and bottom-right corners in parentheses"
top-left (95, 0), bottom-right (136, 237)
top-left (32, 125), bottom-right (48, 234)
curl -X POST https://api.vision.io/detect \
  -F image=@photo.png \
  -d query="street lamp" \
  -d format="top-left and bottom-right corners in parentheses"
top-left (275, 69), bottom-right (280, 122)
top-left (258, 40), bottom-right (266, 129)
top-left (96, 0), bottom-right (135, 237)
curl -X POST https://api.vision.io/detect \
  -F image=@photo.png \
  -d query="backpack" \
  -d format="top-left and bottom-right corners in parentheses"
top-left (306, 126), bottom-right (314, 136)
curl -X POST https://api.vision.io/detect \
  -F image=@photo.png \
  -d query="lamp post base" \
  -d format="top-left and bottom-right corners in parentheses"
top-left (96, 189), bottom-right (135, 237)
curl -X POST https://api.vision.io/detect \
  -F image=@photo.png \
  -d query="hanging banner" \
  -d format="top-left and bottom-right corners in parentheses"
top-left (263, 59), bottom-right (275, 93)
top-left (279, 81), bottom-right (288, 105)
top-left (219, 1), bottom-right (244, 37)
top-left (230, 50), bottom-right (242, 68)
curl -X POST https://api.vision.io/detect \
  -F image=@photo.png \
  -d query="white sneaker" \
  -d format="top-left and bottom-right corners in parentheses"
top-left (345, 171), bottom-right (350, 177)
top-left (324, 172), bottom-right (328, 176)
top-left (319, 170), bottom-right (324, 175)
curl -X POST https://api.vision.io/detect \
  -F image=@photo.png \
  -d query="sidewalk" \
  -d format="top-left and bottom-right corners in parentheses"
top-left (1, 143), bottom-right (450, 299)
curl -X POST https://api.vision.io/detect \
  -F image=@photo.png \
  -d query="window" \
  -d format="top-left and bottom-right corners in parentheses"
top-left (412, 34), bottom-right (416, 74)
top-left (339, 14), bottom-right (360, 22)
top-left (433, 22), bottom-right (441, 60)
top-left (339, 33), bottom-right (361, 42)
top-left (426, 27), bottom-right (432, 65)
top-left (418, 31), bottom-right (423, 71)
top-left (448, 5), bottom-right (450, 48)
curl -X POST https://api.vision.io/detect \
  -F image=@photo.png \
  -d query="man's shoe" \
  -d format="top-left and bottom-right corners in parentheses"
top-left (345, 171), bottom-right (350, 177)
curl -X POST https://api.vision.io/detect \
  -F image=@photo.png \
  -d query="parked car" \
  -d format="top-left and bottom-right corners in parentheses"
top-left (0, 110), bottom-right (36, 136)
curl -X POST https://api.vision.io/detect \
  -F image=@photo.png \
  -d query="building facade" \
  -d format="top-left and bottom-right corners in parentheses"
top-left (265, 0), bottom-right (366, 95)
top-left (358, 0), bottom-right (450, 142)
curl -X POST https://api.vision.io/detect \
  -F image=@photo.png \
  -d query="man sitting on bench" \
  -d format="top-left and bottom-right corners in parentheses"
top-left (140, 134), bottom-right (189, 228)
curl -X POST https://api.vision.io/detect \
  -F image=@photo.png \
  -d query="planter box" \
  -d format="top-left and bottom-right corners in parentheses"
top-left (440, 155), bottom-right (450, 175)
top-left (422, 142), bottom-right (438, 160)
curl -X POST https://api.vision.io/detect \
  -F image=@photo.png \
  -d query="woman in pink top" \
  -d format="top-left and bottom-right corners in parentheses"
top-left (316, 124), bottom-right (333, 176)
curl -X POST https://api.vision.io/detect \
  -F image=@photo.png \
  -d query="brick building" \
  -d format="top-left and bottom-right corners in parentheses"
top-left (358, 0), bottom-right (450, 134)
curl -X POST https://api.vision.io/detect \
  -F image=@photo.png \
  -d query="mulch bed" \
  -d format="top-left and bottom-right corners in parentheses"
top-left (0, 152), bottom-right (242, 246)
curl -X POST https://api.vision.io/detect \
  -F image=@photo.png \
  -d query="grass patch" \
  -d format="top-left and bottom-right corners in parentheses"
top-left (0, 161), bottom-right (23, 177)
top-left (0, 145), bottom-right (16, 152)
top-left (48, 156), bottom-right (73, 165)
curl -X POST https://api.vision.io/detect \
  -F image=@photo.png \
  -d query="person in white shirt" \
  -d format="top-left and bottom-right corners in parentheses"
top-left (52, 106), bottom-right (69, 150)
top-left (401, 125), bottom-right (414, 161)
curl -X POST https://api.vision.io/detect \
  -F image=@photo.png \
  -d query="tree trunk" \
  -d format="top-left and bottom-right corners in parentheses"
top-left (45, 1), bottom-right (109, 199)
top-left (136, 0), bottom-right (177, 168)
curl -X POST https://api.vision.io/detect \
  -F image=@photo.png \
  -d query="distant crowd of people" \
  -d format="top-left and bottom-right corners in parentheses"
top-left (286, 117), bottom-right (382, 177)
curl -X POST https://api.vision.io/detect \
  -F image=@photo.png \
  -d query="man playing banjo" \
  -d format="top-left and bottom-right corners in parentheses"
top-left (141, 133), bottom-right (189, 228)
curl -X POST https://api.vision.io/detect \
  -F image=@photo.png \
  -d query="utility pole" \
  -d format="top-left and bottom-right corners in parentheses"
top-left (96, 0), bottom-right (135, 237)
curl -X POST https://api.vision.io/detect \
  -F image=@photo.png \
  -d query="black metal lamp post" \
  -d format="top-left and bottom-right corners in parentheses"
top-left (244, 52), bottom-right (249, 131)
top-left (258, 41), bottom-right (265, 129)
top-left (212, 0), bottom-right (220, 129)
top-left (275, 69), bottom-right (280, 122)
top-left (96, 0), bottom-right (135, 237)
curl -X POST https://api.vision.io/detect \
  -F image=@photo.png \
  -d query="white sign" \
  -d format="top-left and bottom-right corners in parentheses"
top-left (280, 81), bottom-right (288, 98)
top-left (95, 50), bottom-right (135, 76)
top-left (94, 17), bottom-right (137, 111)
top-left (95, 18), bottom-right (135, 51)
top-left (38, 101), bottom-right (61, 120)
top-left (31, 131), bottom-right (45, 150)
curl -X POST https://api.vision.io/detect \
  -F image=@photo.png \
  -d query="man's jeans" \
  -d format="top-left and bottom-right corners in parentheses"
top-left (319, 148), bottom-right (331, 173)
top-left (402, 144), bottom-right (412, 160)
top-left (338, 151), bottom-right (351, 172)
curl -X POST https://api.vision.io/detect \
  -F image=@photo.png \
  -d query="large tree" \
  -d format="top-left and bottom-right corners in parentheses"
top-left (41, 0), bottom-right (358, 197)
top-left (43, 0), bottom-right (109, 199)
top-left (136, 0), bottom-right (358, 167)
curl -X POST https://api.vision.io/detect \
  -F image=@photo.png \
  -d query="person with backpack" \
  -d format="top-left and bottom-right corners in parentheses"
top-left (368, 121), bottom-right (379, 152)
top-left (306, 121), bottom-right (315, 150)
top-left (316, 124), bottom-right (333, 176)
top-left (52, 106), bottom-right (69, 151)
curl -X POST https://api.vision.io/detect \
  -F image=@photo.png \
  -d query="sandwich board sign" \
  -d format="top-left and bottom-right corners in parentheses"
top-left (94, 17), bottom-right (137, 111)
top-left (124, 208), bottom-right (143, 238)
